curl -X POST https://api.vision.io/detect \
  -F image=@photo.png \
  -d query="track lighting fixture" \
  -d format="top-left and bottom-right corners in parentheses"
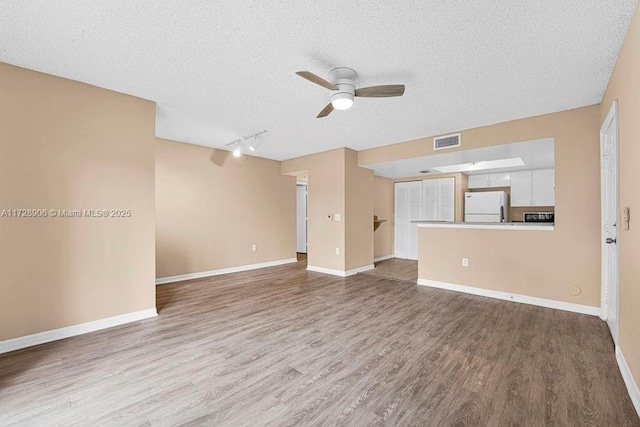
top-left (224, 130), bottom-right (267, 158)
top-left (248, 135), bottom-right (261, 152)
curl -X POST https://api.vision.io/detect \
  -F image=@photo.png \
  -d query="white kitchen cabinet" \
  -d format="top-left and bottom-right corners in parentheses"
top-left (510, 171), bottom-right (532, 207)
top-left (532, 169), bottom-right (555, 207)
top-left (510, 169), bottom-right (555, 207)
top-left (467, 172), bottom-right (511, 189)
top-left (467, 174), bottom-right (488, 189)
top-left (394, 177), bottom-right (455, 260)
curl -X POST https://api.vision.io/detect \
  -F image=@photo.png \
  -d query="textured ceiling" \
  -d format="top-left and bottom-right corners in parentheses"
top-left (0, 1), bottom-right (637, 160)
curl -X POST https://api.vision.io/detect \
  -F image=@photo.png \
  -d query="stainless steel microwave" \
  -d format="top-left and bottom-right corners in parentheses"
top-left (523, 212), bottom-right (554, 223)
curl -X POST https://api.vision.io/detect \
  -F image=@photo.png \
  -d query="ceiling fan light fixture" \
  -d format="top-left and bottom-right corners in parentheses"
top-left (296, 68), bottom-right (404, 118)
top-left (331, 92), bottom-right (354, 110)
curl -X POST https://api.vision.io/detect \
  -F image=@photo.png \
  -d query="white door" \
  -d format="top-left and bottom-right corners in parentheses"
top-left (600, 101), bottom-right (620, 343)
top-left (394, 182), bottom-right (408, 259)
top-left (407, 181), bottom-right (422, 260)
top-left (296, 184), bottom-right (308, 253)
top-left (421, 179), bottom-right (438, 221)
top-left (437, 177), bottom-right (455, 222)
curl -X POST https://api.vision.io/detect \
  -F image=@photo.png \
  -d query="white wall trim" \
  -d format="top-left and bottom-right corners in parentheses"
top-left (416, 222), bottom-right (554, 231)
top-left (0, 308), bottom-right (158, 355)
top-left (156, 258), bottom-right (298, 285)
top-left (374, 255), bottom-right (394, 263)
top-left (307, 265), bottom-right (347, 277)
top-left (346, 264), bottom-right (375, 276)
top-left (417, 279), bottom-right (600, 316)
top-left (616, 345), bottom-right (640, 417)
top-left (307, 264), bottom-right (375, 277)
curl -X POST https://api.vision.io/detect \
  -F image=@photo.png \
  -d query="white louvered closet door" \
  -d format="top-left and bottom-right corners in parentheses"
top-left (394, 182), bottom-right (408, 259)
top-left (407, 181), bottom-right (422, 260)
top-left (421, 179), bottom-right (438, 221)
top-left (437, 177), bottom-right (455, 222)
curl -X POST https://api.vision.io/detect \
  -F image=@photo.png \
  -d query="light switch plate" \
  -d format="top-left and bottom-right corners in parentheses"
top-left (624, 207), bottom-right (630, 230)
top-left (462, 258), bottom-right (469, 267)
top-left (334, 214), bottom-right (341, 221)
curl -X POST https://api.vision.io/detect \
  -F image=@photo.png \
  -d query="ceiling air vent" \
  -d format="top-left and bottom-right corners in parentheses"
top-left (433, 133), bottom-right (461, 150)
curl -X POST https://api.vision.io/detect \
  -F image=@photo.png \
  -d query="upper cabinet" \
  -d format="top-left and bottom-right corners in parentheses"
top-left (510, 169), bottom-right (555, 207)
top-left (467, 172), bottom-right (511, 189)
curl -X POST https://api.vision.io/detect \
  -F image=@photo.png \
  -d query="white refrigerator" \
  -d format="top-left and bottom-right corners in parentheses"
top-left (464, 191), bottom-right (509, 223)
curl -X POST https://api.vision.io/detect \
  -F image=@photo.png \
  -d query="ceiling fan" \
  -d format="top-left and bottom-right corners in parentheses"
top-left (296, 67), bottom-right (405, 118)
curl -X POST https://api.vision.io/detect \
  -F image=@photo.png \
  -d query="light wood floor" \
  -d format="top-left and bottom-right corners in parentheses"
top-left (363, 258), bottom-right (418, 282)
top-left (1, 259), bottom-right (638, 426)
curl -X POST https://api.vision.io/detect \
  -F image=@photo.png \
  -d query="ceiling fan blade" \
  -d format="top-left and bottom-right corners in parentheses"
top-left (355, 85), bottom-right (405, 98)
top-left (296, 71), bottom-right (337, 90)
top-left (317, 103), bottom-right (334, 118)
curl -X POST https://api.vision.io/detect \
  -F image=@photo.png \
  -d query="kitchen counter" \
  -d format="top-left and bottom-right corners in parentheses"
top-left (412, 221), bottom-right (554, 231)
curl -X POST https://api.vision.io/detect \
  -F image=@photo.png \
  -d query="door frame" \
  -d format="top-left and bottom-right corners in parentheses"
top-left (296, 182), bottom-right (308, 254)
top-left (599, 100), bottom-right (620, 344)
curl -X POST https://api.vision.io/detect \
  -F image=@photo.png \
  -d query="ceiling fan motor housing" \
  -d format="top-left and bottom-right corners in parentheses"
top-left (329, 67), bottom-right (357, 109)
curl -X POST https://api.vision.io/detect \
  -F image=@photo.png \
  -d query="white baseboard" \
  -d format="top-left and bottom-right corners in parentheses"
top-left (374, 255), bottom-right (394, 263)
top-left (156, 258), bottom-right (298, 285)
top-left (346, 264), bottom-right (375, 276)
top-left (0, 308), bottom-right (158, 355)
top-left (417, 279), bottom-right (601, 316)
top-left (307, 264), bottom-right (375, 277)
top-left (616, 346), bottom-right (640, 417)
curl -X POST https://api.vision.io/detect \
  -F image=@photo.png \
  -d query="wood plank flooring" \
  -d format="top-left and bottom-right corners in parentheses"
top-left (363, 258), bottom-right (418, 282)
top-left (0, 259), bottom-right (638, 426)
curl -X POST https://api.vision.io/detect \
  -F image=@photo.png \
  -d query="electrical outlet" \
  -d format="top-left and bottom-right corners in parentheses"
top-left (251, 244), bottom-right (257, 252)
top-left (335, 248), bottom-right (340, 255)
top-left (334, 214), bottom-right (341, 221)
top-left (462, 258), bottom-right (469, 267)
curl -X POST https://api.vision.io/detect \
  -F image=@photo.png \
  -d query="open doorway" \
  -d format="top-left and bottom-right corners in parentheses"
top-left (600, 100), bottom-right (620, 344)
top-left (296, 182), bottom-right (308, 262)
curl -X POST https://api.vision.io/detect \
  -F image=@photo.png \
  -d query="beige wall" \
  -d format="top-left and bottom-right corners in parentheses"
top-left (374, 177), bottom-right (394, 259)
top-left (0, 63), bottom-right (156, 341)
top-left (282, 148), bottom-right (374, 272)
top-left (601, 4), bottom-right (640, 392)
top-left (365, 105), bottom-right (601, 309)
top-left (283, 148), bottom-right (346, 271)
top-left (345, 149), bottom-right (374, 270)
top-left (156, 139), bottom-right (296, 278)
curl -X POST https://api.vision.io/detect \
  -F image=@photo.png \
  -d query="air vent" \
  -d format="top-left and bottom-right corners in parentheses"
top-left (433, 133), bottom-right (461, 150)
